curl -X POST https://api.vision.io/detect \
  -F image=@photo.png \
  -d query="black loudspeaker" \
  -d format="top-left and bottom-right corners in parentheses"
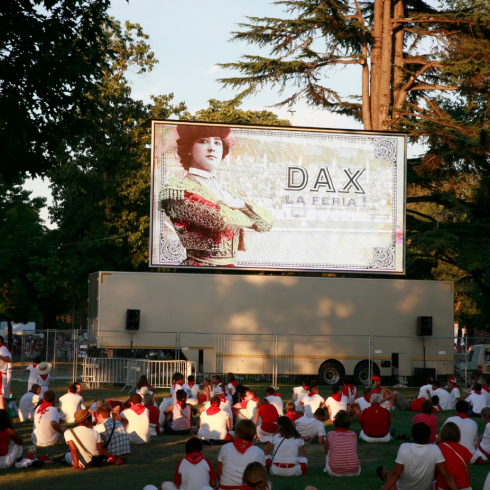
top-left (417, 316), bottom-right (433, 336)
top-left (126, 309), bottom-right (140, 331)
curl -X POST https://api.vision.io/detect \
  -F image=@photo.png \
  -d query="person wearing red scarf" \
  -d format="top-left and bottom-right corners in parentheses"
top-left (25, 355), bottom-right (41, 392)
top-left (198, 396), bottom-right (233, 443)
top-left (217, 419), bottom-right (266, 489)
top-left (438, 400), bottom-right (478, 457)
top-left (325, 385), bottom-right (349, 423)
top-left (253, 399), bottom-right (279, 443)
top-left (183, 375), bottom-right (200, 405)
top-left (170, 372), bottom-right (185, 404)
top-left (226, 373), bottom-right (239, 397)
top-left (301, 386), bottom-right (325, 419)
top-left (284, 401), bottom-right (302, 422)
top-left (265, 387), bottom-right (283, 416)
top-left (31, 390), bottom-right (65, 446)
top-left (466, 382), bottom-right (487, 417)
top-left (352, 387), bottom-right (372, 414)
top-left (358, 394), bottom-right (392, 443)
top-left (292, 379), bottom-right (311, 412)
top-left (162, 438), bottom-right (217, 490)
top-left (119, 393), bottom-right (150, 444)
top-left (233, 390), bottom-right (259, 425)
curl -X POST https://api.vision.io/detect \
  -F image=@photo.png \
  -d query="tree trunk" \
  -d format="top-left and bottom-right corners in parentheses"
top-left (392, 0), bottom-right (405, 113)
top-left (379, 0), bottom-right (393, 130)
top-left (370, 0), bottom-right (384, 129)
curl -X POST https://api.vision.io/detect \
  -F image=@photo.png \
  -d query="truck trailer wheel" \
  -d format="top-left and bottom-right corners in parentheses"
top-left (319, 361), bottom-right (344, 385)
top-left (354, 361), bottom-right (380, 386)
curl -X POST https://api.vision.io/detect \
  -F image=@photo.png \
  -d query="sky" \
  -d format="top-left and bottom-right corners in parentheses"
top-left (25, 0), bottom-right (408, 225)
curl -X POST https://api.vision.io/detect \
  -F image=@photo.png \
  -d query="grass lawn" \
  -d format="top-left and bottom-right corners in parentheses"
top-left (3, 381), bottom-right (490, 490)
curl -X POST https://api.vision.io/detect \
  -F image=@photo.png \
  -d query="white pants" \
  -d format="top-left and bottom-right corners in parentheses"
top-left (324, 456), bottom-right (361, 477)
top-left (0, 441), bottom-right (23, 470)
top-left (359, 430), bottom-right (391, 443)
top-left (256, 425), bottom-right (275, 443)
top-left (269, 457), bottom-right (307, 477)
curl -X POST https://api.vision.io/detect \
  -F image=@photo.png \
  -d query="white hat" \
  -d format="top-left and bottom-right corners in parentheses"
top-left (140, 386), bottom-right (149, 395)
top-left (36, 362), bottom-right (52, 375)
top-left (142, 486), bottom-right (158, 490)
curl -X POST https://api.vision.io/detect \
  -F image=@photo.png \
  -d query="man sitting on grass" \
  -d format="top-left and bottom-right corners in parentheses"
top-left (295, 408), bottom-right (326, 444)
top-left (378, 422), bottom-right (459, 490)
top-left (472, 407), bottom-right (490, 464)
top-left (356, 394), bottom-right (392, 442)
top-left (63, 408), bottom-right (115, 469)
top-left (31, 390), bottom-right (65, 447)
top-left (94, 405), bottom-right (130, 465)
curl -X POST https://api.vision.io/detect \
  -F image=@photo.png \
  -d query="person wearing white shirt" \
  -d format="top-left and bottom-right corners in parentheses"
top-left (417, 379), bottom-right (434, 400)
top-left (0, 336), bottom-right (12, 411)
top-left (182, 375), bottom-right (200, 405)
top-left (447, 377), bottom-right (461, 409)
top-left (119, 394), bottom-right (150, 444)
top-left (59, 384), bottom-right (85, 423)
top-left (354, 387), bottom-right (372, 413)
top-left (217, 419), bottom-right (266, 488)
top-left (24, 357), bottom-right (41, 391)
top-left (301, 386), bottom-right (325, 418)
top-left (378, 422), bottom-right (459, 490)
top-left (431, 381), bottom-right (452, 411)
top-left (295, 408), bottom-right (327, 443)
top-left (18, 384), bottom-right (41, 422)
top-left (233, 390), bottom-right (259, 425)
top-left (325, 385), bottom-right (350, 422)
top-left (31, 390), bottom-right (66, 446)
top-left (466, 382), bottom-right (488, 417)
top-left (439, 400), bottom-right (478, 458)
top-left (266, 387), bottom-right (284, 415)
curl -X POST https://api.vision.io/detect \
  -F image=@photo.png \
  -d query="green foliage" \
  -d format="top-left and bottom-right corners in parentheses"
top-left (0, 0), bottom-right (114, 182)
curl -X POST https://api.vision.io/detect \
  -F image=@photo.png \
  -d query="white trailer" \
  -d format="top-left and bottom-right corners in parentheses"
top-left (87, 272), bottom-right (454, 385)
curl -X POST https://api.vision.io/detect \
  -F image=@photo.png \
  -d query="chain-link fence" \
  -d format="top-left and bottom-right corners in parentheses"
top-left (13, 329), bottom-right (490, 389)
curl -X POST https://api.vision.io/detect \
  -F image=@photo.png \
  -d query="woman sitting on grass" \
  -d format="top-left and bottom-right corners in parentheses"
top-left (264, 416), bottom-right (307, 476)
top-left (436, 422), bottom-right (472, 490)
top-left (165, 390), bottom-right (194, 435)
top-left (324, 409), bottom-right (360, 477)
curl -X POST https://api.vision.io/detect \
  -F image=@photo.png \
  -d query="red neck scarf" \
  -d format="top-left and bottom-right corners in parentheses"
top-left (206, 406), bottom-right (221, 415)
top-left (173, 381), bottom-right (183, 390)
top-left (457, 412), bottom-right (469, 419)
top-left (230, 380), bottom-right (239, 387)
top-left (39, 374), bottom-right (49, 380)
top-left (332, 393), bottom-right (342, 402)
top-left (177, 399), bottom-right (187, 409)
top-left (302, 384), bottom-right (310, 391)
top-left (187, 381), bottom-right (195, 388)
top-left (130, 403), bottom-right (146, 415)
top-left (308, 392), bottom-right (317, 398)
top-left (233, 438), bottom-right (253, 454)
top-left (474, 391), bottom-right (482, 395)
top-left (185, 452), bottom-right (203, 464)
top-left (364, 394), bottom-right (371, 403)
top-left (32, 363), bottom-right (38, 368)
top-left (251, 397), bottom-right (259, 403)
top-left (334, 427), bottom-right (349, 432)
top-left (36, 402), bottom-right (53, 422)
top-left (269, 393), bottom-right (282, 397)
top-left (219, 396), bottom-right (228, 403)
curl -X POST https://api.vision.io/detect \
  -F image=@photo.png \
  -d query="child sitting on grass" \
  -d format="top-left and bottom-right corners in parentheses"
top-left (161, 437), bottom-right (216, 490)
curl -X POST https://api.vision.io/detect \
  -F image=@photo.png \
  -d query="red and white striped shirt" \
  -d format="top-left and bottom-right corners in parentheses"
top-left (327, 429), bottom-right (360, 475)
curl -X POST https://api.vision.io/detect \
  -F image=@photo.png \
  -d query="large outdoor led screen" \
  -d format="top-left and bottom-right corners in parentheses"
top-left (150, 120), bottom-right (406, 273)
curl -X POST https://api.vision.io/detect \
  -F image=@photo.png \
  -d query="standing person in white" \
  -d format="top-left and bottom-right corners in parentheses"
top-left (431, 380), bottom-right (452, 411)
top-left (0, 336), bottom-right (12, 411)
top-left (118, 393), bottom-right (150, 444)
top-left (25, 356), bottom-right (41, 391)
top-left (439, 400), bottom-right (478, 460)
top-left (325, 385), bottom-right (350, 422)
top-left (31, 390), bottom-right (66, 446)
top-left (36, 362), bottom-right (52, 399)
top-left (301, 386), bottom-right (325, 418)
top-left (18, 384), bottom-right (41, 422)
top-left (217, 419), bottom-right (265, 488)
top-left (378, 422), bottom-right (459, 490)
top-left (58, 383), bottom-right (85, 423)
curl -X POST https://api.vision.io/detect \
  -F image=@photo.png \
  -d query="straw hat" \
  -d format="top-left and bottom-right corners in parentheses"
top-left (140, 386), bottom-right (149, 395)
top-left (73, 409), bottom-right (92, 424)
top-left (36, 362), bottom-right (52, 375)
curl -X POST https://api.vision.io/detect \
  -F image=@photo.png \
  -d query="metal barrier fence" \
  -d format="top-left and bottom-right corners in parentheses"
top-left (11, 329), bottom-right (490, 389)
top-left (82, 358), bottom-right (195, 390)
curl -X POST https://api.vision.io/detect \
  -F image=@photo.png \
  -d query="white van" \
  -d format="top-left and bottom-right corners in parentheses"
top-left (463, 345), bottom-right (490, 377)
